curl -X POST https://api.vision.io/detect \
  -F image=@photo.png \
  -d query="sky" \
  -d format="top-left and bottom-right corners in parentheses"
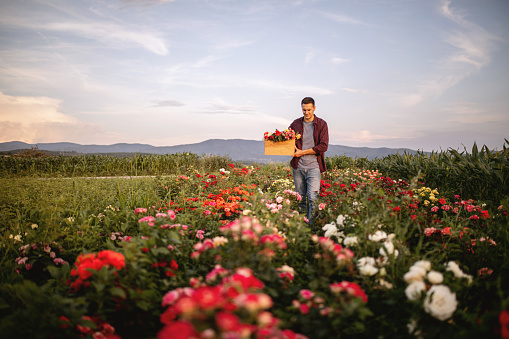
top-left (0, 0), bottom-right (508, 152)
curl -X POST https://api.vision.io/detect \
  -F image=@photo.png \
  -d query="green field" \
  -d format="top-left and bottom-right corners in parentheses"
top-left (0, 144), bottom-right (508, 338)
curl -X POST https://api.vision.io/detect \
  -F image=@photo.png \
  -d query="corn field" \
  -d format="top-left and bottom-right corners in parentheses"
top-left (365, 140), bottom-right (509, 204)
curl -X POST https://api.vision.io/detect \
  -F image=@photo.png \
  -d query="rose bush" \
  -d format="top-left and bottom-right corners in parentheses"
top-left (0, 160), bottom-right (507, 339)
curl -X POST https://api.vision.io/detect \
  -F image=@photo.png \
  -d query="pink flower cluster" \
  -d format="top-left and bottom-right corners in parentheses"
top-left (329, 281), bottom-right (368, 303)
top-left (292, 289), bottom-right (327, 315)
top-left (265, 201), bottom-right (284, 213)
top-left (283, 189), bottom-right (302, 201)
top-left (59, 315), bottom-right (119, 339)
top-left (292, 282), bottom-right (367, 316)
top-left (109, 231), bottom-right (131, 242)
top-left (158, 267), bottom-right (308, 339)
top-left (431, 205), bottom-right (455, 213)
top-left (218, 216), bottom-right (266, 241)
top-left (311, 235), bottom-right (355, 266)
top-left (15, 241), bottom-right (68, 273)
top-left (191, 217), bottom-right (287, 260)
top-left (137, 209), bottom-right (177, 226)
top-left (276, 265), bottom-right (295, 286)
top-left (191, 238), bottom-right (215, 259)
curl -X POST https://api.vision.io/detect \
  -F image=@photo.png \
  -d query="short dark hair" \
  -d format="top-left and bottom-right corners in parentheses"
top-left (301, 97), bottom-right (315, 106)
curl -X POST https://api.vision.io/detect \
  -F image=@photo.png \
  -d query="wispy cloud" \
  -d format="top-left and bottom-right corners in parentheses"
top-left (439, 0), bottom-right (497, 69)
top-left (201, 101), bottom-right (256, 115)
top-left (1, 14), bottom-right (168, 55)
top-left (44, 21), bottom-right (169, 55)
top-left (215, 40), bottom-right (254, 50)
top-left (191, 55), bottom-right (226, 68)
top-left (398, 0), bottom-right (499, 106)
top-left (322, 12), bottom-right (371, 26)
top-left (251, 80), bottom-right (334, 96)
top-left (119, 0), bottom-right (176, 4)
top-left (151, 100), bottom-right (185, 107)
top-left (305, 51), bottom-right (316, 64)
top-left (331, 57), bottom-right (350, 64)
top-left (341, 88), bottom-right (368, 94)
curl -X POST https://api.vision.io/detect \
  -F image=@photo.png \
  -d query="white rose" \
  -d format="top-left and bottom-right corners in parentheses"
top-left (378, 279), bottom-right (393, 289)
top-left (358, 257), bottom-right (376, 267)
top-left (387, 233), bottom-right (396, 242)
top-left (407, 318), bottom-right (423, 338)
top-left (323, 225), bottom-right (338, 239)
top-left (405, 281), bottom-right (426, 301)
top-left (404, 267), bottom-right (426, 283)
top-left (413, 260), bottom-right (432, 272)
top-left (357, 257), bottom-right (378, 276)
top-left (423, 285), bottom-right (458, 321)
top-left (377, 256), bottom-right (389, 267)
top-left (464, 274), bottom-right (473, 285)
top-left (336, 214), bottom-right (347, 227)
top-left (427, 271), bottom-right (444, 285)
top-left (359, 264), bottom-right (379, 276)
top-left (343, 236), bottom-right (358, 247)
top-left (322, 222), bottom-right (335, 232)
top-left (379, 241), bottom-right (395, 256)
top-left (368, 230), bottom-right (387, 242)
top-left (445, 261), bottom-right (464, 279)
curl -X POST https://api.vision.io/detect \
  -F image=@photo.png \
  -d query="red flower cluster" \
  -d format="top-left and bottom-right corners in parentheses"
top-left (202, 185), bottom-right (256, 217)
top-left (59, 315), bottom-right (119, 338)
top-left (291, 282), bottom-right (367, 318)
top-left (218, 216), bottom-right (266, 242)
top-left (158, 267), bottom-right (307, 339)
top-left (152, 259), bottom-right (179, 277)
top-left (69, 250), bottom-right (126, 291)
top-left (312, 235), bottom-right (355, 266)
top-left (264, 128), bottom-right (299, 142)
top-left (499, 309), bottom-right (509, 339)
top-left (329, 281), bottom-right (368, 303)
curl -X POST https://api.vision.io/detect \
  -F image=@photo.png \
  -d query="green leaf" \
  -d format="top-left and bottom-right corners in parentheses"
top-left (47, 265), bottom-right (61, 279)
top-left (109, 286), bottom-right (127, 299)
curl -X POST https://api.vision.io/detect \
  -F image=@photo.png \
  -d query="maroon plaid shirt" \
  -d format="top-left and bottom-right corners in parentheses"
top-left (289, 115), bottom-right (329, 173)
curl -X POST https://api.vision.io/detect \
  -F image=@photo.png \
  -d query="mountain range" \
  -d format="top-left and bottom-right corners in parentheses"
top-left (0, 140), bottom-right (423, 163)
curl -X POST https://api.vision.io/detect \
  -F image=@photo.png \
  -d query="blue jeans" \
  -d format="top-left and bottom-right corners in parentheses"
top-left (293, 168), bottom-right (321, 223)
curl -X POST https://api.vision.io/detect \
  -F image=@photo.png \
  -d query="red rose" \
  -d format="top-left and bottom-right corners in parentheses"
top-left (157, 321), bottom-right (199, 339)
top-left (215, 311), bottom-right (241, 332)
top-left (97, 250), bottom-right (125, 270)
top-left (500, 310), bottom-right (509, 339)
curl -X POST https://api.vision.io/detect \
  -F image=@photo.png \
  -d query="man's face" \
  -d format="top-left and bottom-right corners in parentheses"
top-left (301, 103), bottom-right (316, 122)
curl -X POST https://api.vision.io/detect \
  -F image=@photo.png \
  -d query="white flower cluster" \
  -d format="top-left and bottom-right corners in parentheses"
top-left (321, 214), bottom-right (358, 244)
top-left (404, 260), bottom-right (467, 322)
top-left (354, 230), bottom-right (399, 290)
top-left (351, 200), bottom-right (364, 211)
top-left (445, 261), bottom-right (473, 284)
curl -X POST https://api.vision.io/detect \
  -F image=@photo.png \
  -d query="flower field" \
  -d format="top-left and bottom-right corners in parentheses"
top-left (1, 146), bottom-right (508, 339)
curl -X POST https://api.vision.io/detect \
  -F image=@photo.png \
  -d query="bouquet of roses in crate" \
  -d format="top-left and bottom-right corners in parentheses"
top-left (264, 128), bottom-right (300, 143)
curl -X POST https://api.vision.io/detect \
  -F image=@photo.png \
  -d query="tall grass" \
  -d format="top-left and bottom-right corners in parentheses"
top-left (363, 140), bottom-right (509, 204)
top-left (0, 153), bottom-right (246, 178)
top-left (325, 155), bottom-right (370, 169)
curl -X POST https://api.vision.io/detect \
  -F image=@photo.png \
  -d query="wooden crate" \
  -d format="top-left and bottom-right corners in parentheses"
top-left (264, 139), bottom-right (295, 156)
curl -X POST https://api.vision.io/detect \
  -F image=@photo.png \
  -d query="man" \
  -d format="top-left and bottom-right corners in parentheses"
top-left (290, 97), bottom-right (329, 224)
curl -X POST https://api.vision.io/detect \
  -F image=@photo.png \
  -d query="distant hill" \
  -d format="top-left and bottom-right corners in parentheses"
top-left (0, 140), bottom-right (423, 163)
